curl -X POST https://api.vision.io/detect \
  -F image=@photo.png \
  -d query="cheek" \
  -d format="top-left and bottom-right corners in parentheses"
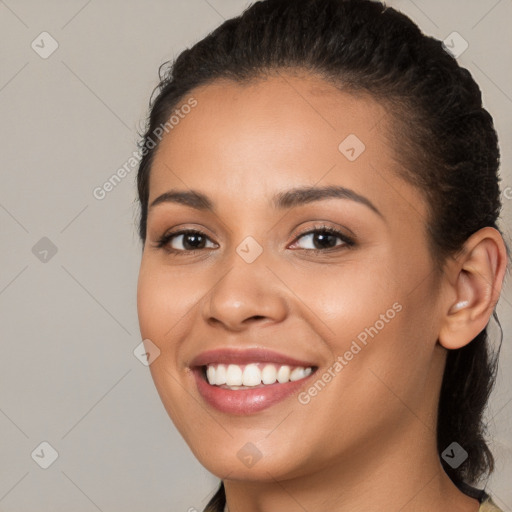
top-left (136, 259), bottom-right (201, 341)
top-left (286, 256), bottom-right (435, 398)
top-left (284, 257), bottom-right (399, 341)
top-left (137, 264), bottom-right (167, 340)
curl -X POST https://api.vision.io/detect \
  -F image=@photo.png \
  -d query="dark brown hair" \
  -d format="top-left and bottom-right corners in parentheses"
top-left (135, 0), bottom-right (508, 503)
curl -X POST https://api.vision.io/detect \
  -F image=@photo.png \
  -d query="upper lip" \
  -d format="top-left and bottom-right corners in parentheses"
top-left (189, 348), bottom-right (317, 368)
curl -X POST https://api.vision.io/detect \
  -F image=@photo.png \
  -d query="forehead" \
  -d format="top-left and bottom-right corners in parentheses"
top-left (166, 72), bottom-right (388, 150)
top-left (148, 72), bottom-right (425, 220)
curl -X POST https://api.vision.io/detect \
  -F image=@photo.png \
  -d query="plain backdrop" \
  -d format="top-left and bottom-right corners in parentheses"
top-left (0, 1), bottom-right (511, 511)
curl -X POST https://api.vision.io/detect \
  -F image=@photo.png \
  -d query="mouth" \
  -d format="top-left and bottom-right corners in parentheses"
top-left (189, 348), bottom-right (319, 414)
top-left (201, 362), bottom-right (315, 389)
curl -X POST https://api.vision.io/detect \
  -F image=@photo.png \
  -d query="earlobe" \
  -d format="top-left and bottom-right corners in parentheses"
top-left (438, 227), bottom-right (507, 351)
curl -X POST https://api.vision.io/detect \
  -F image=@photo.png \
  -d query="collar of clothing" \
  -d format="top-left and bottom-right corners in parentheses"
top-left (479, 496), bottom-right (505, 512)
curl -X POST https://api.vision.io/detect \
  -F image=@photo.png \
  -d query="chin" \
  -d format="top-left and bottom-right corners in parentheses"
top-left (188, 438), bottom-right (317, 483)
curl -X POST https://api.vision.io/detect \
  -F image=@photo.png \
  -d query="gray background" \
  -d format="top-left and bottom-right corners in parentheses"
top-left (0, 0), bottom-right (511, 510)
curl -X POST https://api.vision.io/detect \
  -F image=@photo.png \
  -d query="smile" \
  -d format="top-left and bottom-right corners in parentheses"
top-left (205, 362), bottom-right (313, 389)
top-left (189, 348), bottom-right (319, 414)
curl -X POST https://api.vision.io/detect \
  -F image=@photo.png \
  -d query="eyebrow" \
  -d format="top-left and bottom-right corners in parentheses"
top-left (149, 185), bottom-right (383, 218)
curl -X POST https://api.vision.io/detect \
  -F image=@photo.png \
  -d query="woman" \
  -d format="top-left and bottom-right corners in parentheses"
top-left (135, 0), bottom-right (509, 510)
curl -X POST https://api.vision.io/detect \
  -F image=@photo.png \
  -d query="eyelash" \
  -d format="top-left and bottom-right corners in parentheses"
top-left (154, 224), bottom-right (355, 256)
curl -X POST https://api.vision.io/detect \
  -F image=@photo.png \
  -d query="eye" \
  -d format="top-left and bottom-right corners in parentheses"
top-left (154, 225), bottom-right (354, 255)
top-left (290, 226), bottom-right (354, 251)
top-left (155, 229), bottom-right (217, 253)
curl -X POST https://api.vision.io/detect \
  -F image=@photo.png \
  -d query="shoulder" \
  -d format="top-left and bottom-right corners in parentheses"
top-left (479, 495), bottom-right (504, 512)
top-left (454, 480), bottom-right (504, 512)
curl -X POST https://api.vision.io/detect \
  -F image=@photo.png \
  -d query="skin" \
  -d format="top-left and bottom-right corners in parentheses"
top-left (136, 71), bottom-right (507, 512)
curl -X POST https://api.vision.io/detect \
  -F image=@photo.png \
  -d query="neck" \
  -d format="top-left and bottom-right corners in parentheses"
top-left (223, 420), bottom-right (480, 512)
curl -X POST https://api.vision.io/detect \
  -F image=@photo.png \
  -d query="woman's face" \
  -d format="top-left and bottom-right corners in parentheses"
top-left (137, 72), bottom-right (447, 481)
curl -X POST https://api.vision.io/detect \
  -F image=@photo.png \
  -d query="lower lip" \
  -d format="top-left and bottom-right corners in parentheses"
top-left (192, 368), bottom-right (316, 415)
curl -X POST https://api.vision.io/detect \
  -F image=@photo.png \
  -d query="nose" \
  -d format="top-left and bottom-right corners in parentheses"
top-left (201, 261), bottom-right (288, 332)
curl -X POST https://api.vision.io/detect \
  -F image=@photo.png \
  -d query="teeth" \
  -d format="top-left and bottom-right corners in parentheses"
top-left (226, 364), bottom-right (243, 386)
top-left (205, 363), bottom-right (313, 387)
top-left (214, 364), bottom-right (227, 385)
top-left (261, 364), bottom-right (277, 384)
top-left (289, 367), bottom-right (312, 381)
top-left (277, 365), bottom-right (290, 383)
top-left (207, 365), bottom-right (216, 384)
top-left (242, 364), bottom-right (261, 386)
top-left (290, 367), bottom-right (307, 381)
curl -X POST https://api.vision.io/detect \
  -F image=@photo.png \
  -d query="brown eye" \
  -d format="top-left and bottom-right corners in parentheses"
top-left (292, 227), bottom-right (354, 251)
top-left (297, 231), bottom-right (341, 250)
top-left (156, 230), bottom-right (217, 252)
top-left (173, 232), bottom-right (209, 250)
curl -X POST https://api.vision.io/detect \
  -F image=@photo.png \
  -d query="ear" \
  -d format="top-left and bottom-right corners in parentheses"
top-left (438, 227), bottom-right (508, 350)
